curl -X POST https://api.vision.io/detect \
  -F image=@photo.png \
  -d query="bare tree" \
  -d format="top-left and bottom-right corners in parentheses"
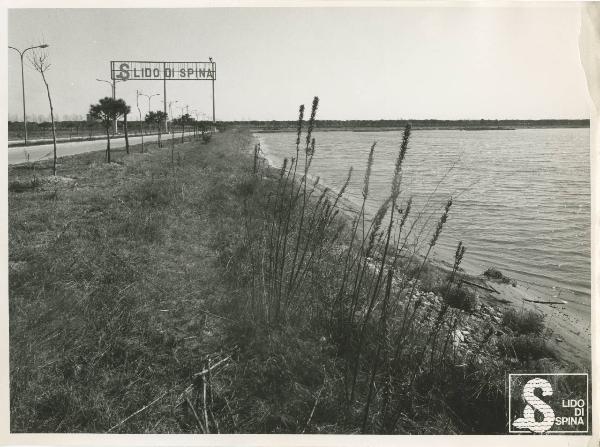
top-left (29, 49), bottom-right (57, 175)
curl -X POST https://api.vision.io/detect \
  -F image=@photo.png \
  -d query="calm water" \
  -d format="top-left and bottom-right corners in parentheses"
top-left (257, 128), bottom-right (590, 313)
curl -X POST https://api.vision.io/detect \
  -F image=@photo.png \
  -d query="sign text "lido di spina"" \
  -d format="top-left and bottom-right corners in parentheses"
top-left (110, 61), bottom-right (216, 81)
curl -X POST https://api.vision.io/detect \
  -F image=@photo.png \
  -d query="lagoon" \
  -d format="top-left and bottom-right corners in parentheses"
top-left (257, 128), bottom-right (590, 314)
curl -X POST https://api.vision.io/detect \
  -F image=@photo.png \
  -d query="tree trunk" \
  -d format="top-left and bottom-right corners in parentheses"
top-left (40, 71), bottom-right (57, 176)
top-left (124, 113), bottom-right (130, 154)
top-left (181, 122), bottom-right (185, 143)
top-left (157, 123), bottom-right (162, 148)
top-left (139, 111), bottom-right (144, 153)
top-left (106, 127), bottom-right (111, 163)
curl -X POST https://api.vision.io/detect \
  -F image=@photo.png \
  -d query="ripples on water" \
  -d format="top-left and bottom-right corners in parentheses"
top-left (257, 128), bottom-right (590, 312)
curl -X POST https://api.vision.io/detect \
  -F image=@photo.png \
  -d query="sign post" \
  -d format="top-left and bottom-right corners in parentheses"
top-left (209, 57), bottom-right (216, 131)
top-left (110, 60), bottom-right (217, 134)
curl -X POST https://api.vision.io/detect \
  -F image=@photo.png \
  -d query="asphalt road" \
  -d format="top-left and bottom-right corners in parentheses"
top-left (8, 132), bottom-right (192, 165)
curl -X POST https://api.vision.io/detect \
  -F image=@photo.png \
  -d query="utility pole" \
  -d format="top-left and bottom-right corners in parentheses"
top-left (9, 43), bottom-right (49, 145)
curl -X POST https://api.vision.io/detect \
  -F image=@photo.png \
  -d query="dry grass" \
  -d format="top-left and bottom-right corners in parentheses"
top-left (9, 131), bottom-right (249, 433)
top-left (9, 111), bottom-right (558, 434)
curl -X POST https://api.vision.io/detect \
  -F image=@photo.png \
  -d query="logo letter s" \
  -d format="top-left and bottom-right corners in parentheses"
top-left (116, 63), bottom-right (130, 81)
top-left (513, 378), bottom-right (555, 433)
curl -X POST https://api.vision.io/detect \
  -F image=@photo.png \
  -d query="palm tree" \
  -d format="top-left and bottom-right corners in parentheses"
top-left (145, 111), bottom-right (167, 148)
top-left (89, 97), bottom-right (127, 163)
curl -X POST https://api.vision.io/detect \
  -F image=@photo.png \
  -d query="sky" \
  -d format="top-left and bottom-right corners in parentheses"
top-left (7, 5), bottom-right (590, 122)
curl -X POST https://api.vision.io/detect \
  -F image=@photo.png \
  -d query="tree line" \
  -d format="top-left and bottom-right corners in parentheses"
top-left (221, 118), bottom-right (590, 130)
top-left (88, 99), bottom-right (210, 163)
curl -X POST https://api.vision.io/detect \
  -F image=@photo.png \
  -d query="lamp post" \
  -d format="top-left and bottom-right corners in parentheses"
top-left (140, 93), bottom-right (160, 115)
top-left (136, 90), bottom-right (144, 152)
top-left (96, 78), bottom-right (121, 134)
top-left (8, 43), bottom-right (49, 145)
top-left (140, 93), bottom-right (160, 138)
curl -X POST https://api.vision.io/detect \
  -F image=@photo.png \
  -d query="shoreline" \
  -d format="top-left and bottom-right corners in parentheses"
top-left (253, 133), bottom-right (591, 370)
top-left (8, 128), bottom-right (590, 433)
top-left (251, 125), bottom-right (590, 133)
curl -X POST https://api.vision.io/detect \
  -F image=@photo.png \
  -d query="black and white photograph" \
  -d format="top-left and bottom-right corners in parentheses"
top-left (2, 1), bottom-right (597, 441)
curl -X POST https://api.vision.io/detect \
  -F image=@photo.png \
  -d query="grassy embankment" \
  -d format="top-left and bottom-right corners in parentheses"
top-left (9, 103), bottom-right (568, 434)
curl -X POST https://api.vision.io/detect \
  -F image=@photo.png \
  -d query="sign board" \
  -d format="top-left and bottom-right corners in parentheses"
top-left (110, 61), bottom-right (216, 81)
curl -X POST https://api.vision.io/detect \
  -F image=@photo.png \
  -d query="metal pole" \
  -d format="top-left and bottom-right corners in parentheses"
top-left (211, 62), bottom-right (216, 131)
top-left (10, 45), bottom-right (49, 144)
top-left (163, 62), bottom-right (168, 133)
top-left (136, 90), bottom-right (144, 152)
top-left (19, 53), bottom-right (27, 145)
top-left (112, 79), bottom-right (117, 134)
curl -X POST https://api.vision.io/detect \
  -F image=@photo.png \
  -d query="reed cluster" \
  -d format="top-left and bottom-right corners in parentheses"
top-left (227, 97), bottom-right (506, 432)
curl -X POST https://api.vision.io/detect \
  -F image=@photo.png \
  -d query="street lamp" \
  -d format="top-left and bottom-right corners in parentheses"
top-left (8, 43), bottom-right (49, 145)
top-left (96, 78), bottom-right (122, 134)
top-left (136, 90), bottom-right (144, 152)
top-left (96, 78), bottom-right (117, 98)
top-left (140, 93), bottom-right (160, 115)
top-left (178, 105), bottom-right (188, 119)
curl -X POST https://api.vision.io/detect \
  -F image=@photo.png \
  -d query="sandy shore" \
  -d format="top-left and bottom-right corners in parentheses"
top-left (425, 253), bottom-right (591, 370)
top-left (481, 280), bottom-right (591, 369)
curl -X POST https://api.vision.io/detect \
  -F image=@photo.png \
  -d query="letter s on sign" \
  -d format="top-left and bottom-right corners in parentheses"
top-left (116, 63), bottom-right (130, 81)
top-left (513, 378), bottom-right (555, 433)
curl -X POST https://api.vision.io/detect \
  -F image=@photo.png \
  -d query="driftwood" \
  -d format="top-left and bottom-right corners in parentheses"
top-left (523, 298), bottom-right (567, 305)
top-left (459, 279), bottom-right (499, 294)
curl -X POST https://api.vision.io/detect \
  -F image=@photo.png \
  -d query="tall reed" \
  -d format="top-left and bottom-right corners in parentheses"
top-left (242, 97), bottom-right (473, 433)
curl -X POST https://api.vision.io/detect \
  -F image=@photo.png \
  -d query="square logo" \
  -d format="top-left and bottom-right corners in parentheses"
top-left (509, 373), bottom-right (589, 434)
